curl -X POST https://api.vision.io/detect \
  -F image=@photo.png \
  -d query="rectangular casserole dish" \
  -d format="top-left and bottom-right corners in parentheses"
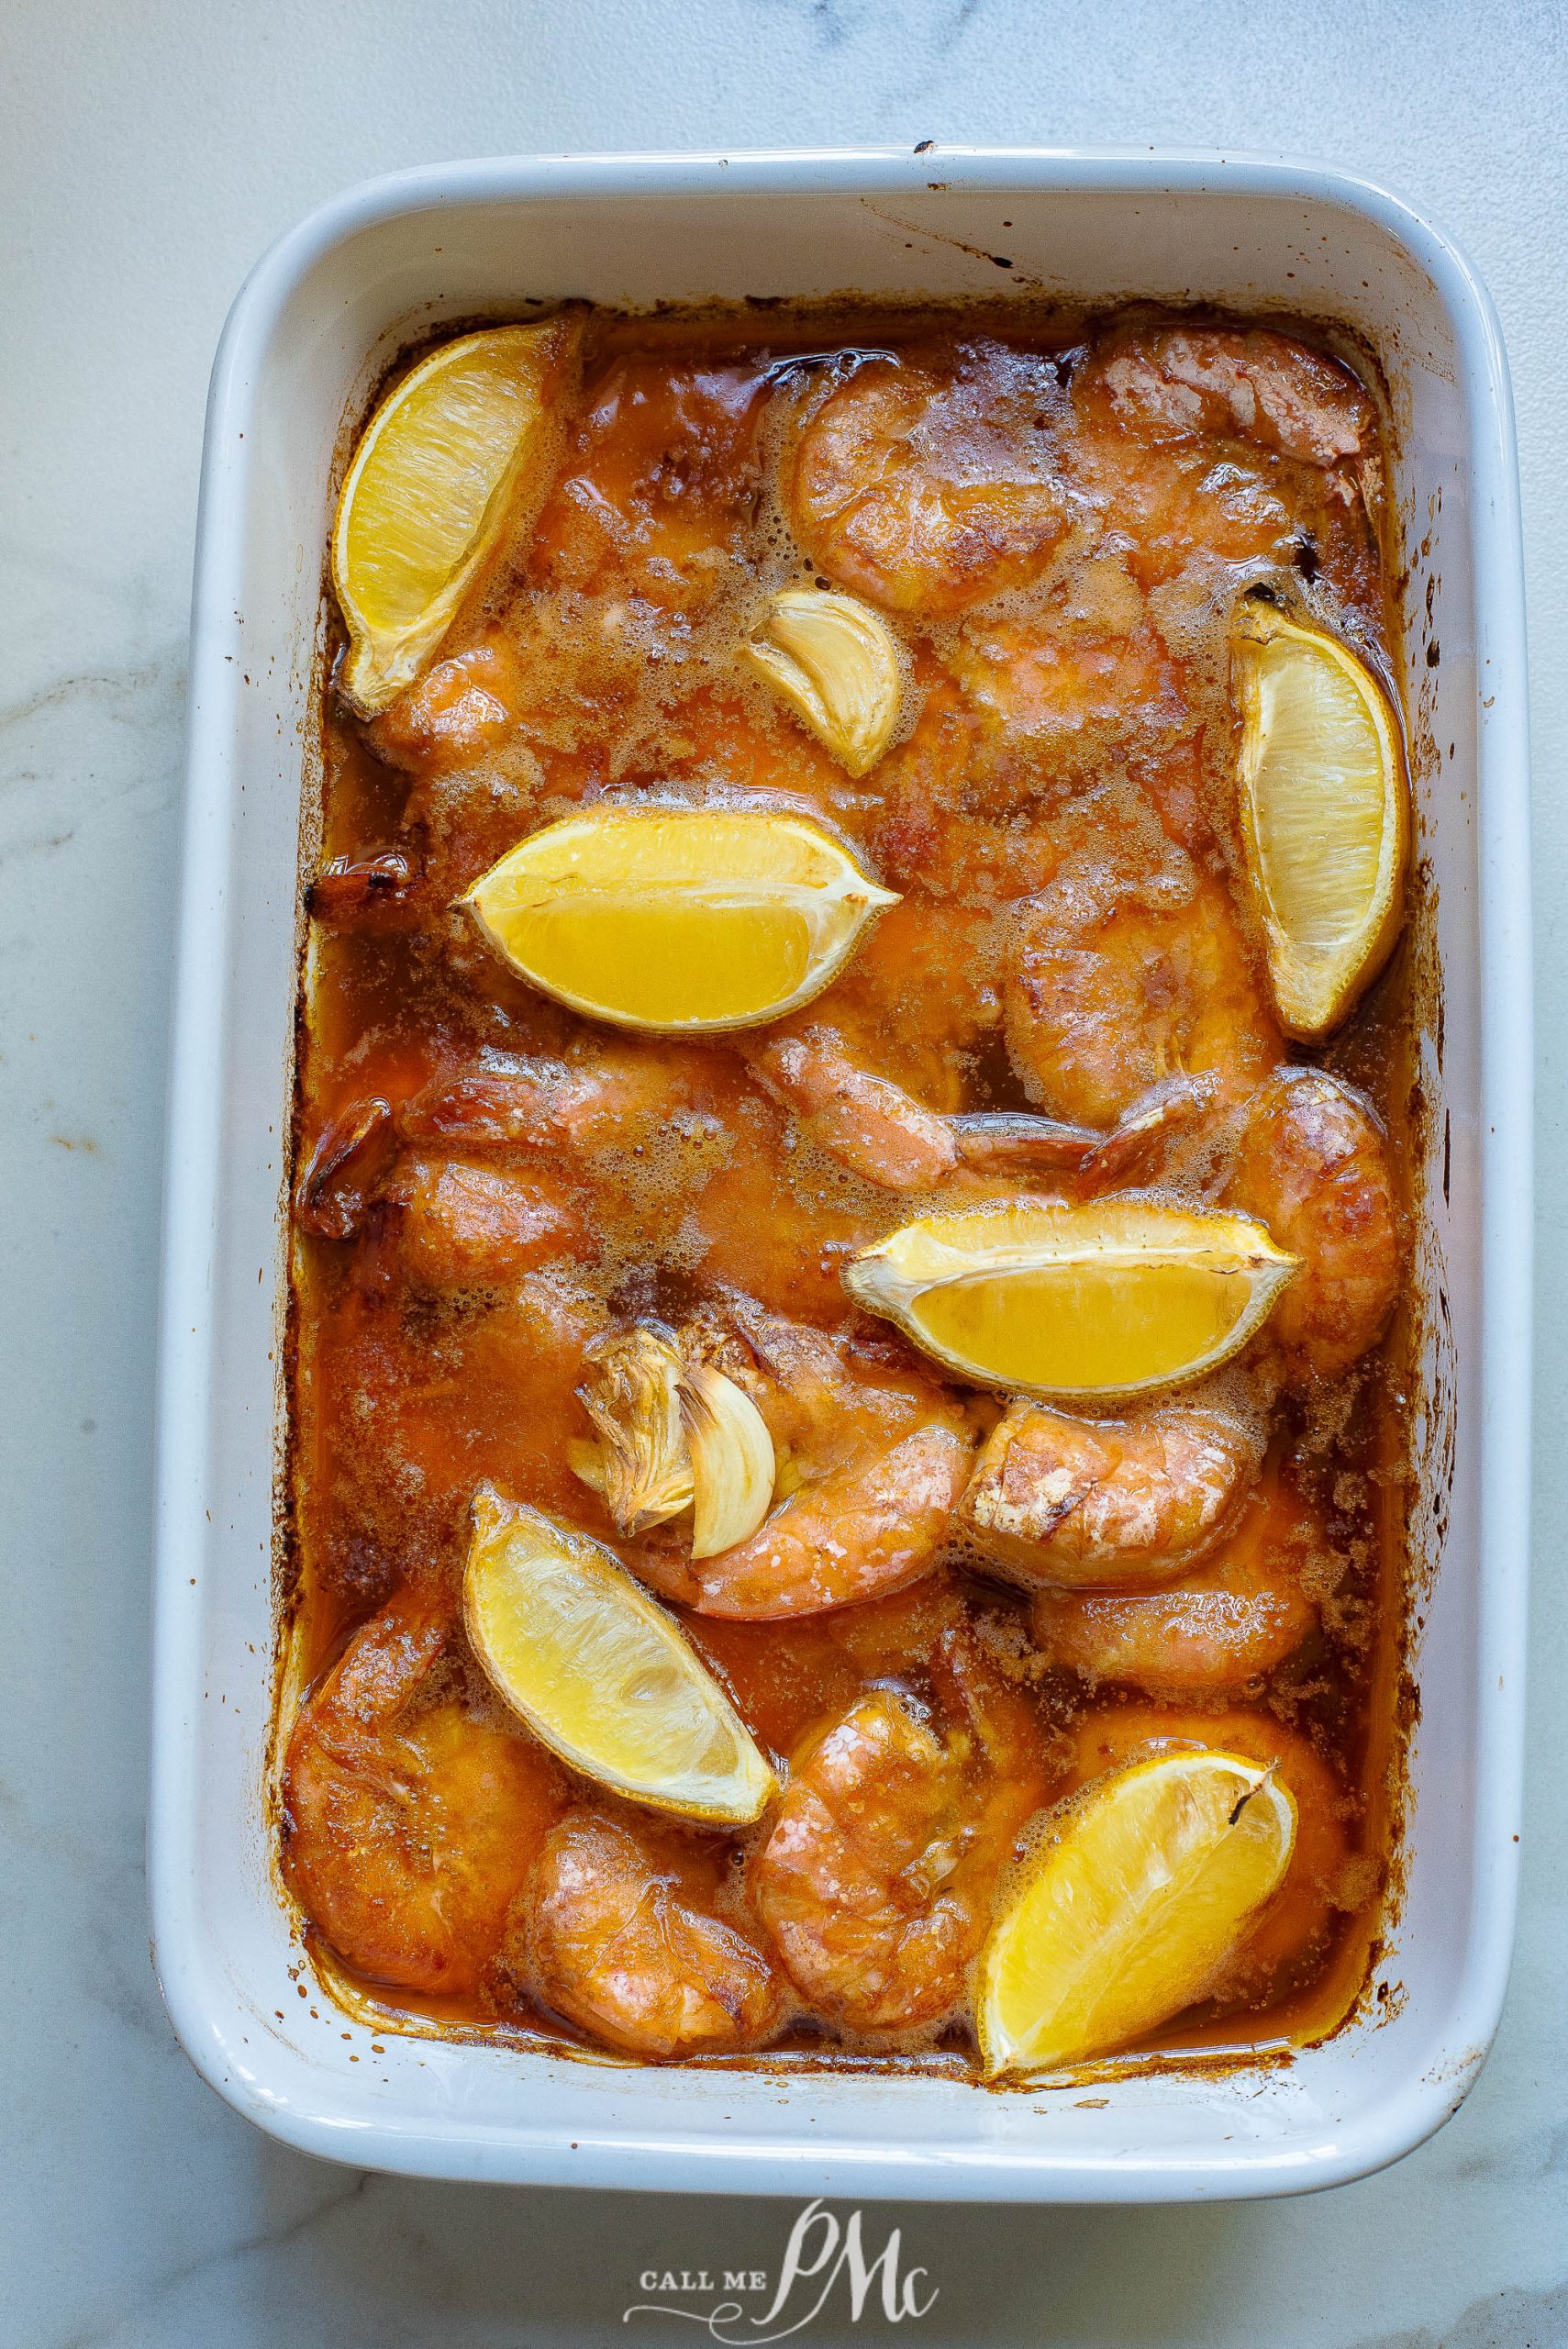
top-left (150, 147), bottom-right (1530, 2200)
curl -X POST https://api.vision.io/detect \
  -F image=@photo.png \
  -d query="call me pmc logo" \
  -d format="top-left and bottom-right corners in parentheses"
top-left (625, 2199), bottom-right (938, 2342)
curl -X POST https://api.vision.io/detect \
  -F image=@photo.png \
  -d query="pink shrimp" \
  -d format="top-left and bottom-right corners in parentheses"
top-left (523, 1808), bottom-right (786, 2059)
top-left (961, 1394), bottom-right (1264, 1589)
top-left (282, 1586), bottom-right (565, 1994)
top-left (787, 344), bottom-right (1072, 617)
top-left (1029, 1467), bottom-right (1327, 1696)
top-left (620, 1307), bottom-right (973, 1620)
top-left (1004, 838), bottom-right (1281, 1128)
top-left (1226, 1066), bottom-right (1400, 1380)
top-left (751, 1632), bottom-right (1053, 2034)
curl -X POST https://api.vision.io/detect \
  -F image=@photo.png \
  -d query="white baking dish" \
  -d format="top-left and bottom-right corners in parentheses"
top-left (150, 148), bottom-right (1530, 2200)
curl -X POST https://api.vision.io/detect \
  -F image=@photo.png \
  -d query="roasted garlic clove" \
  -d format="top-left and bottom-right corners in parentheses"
top-left (679, 1364), bottom-right (777, 1559)
top-left (574, 1327), bottom-right (694, 1534)
top-left (564, 1437), bottom-right (609, 1497)
top-left (573, 1325), bottom-right (778, 1555)
top-left (742, 587), bottom-right (903, 777)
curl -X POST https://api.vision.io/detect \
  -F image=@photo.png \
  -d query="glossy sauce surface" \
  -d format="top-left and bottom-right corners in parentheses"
top-left (283, 305), bottom-right (1414, 2076)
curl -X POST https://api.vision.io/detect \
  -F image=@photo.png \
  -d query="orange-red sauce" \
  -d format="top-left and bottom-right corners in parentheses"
top-left (281, 303), bottom-right (1415, 2079)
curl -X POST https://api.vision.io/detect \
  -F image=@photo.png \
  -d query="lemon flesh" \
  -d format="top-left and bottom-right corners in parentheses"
top-left (977, 1751), bottom-right (1297, 2077)
top-left (1233, 600), bottom-right (1408, 1041)
top-left (462, 807), bottom-right (898, 1031)
top-left (462, 1488), bottom-right (777, 1823)
top-left (844, 1199), bottom-right (1296, 1399)
top-left (332, 319), bottom-right (579, 715)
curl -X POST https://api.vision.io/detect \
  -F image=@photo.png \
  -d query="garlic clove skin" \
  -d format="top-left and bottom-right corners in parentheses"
top-left (742, 588), bottom-right (903, 778)
top-left (679, 1364), bottom-right (777, 1558)
top-left (574, 1326), bottom-right (694, 1534)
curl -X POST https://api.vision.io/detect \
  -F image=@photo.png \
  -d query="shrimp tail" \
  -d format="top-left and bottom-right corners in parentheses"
top-left (950, 1111), bottom-right (1098, 1176)
top-left (1079, 1072), bottom-right (1220, 1190)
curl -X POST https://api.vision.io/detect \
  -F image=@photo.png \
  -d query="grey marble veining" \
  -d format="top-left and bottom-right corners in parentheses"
top-left (2, 1), bottom-right (1565, 2343)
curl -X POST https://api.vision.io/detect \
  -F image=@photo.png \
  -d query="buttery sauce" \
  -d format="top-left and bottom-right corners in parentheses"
top-left (281, 302), bottom-right (1415, 2079)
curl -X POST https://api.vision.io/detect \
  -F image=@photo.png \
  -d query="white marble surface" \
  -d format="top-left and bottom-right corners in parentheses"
top-left (2, 3), bottom-right (1565, 2343)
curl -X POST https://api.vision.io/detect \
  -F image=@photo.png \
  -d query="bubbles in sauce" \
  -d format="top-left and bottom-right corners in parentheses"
top-left (285, 300), bottom-right (1412, 2080)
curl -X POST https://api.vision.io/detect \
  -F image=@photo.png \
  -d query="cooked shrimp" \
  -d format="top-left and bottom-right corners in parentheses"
top-left (1029, 1466), bottom-right (1326, 1695)
top-left (401, 1046), bottom-right (881, 1323)
top-left (1226, 1067), bottom-right (1400, 1380)
top-left (369, 635), bottom-right (524, 772)
top-left (1060, 1700), bottom-right (1352, 1987)
top-left (624, 1306), bottom-right (973, 1619)
top-left (400, 1043), bottom-right (722, 1161)
top-left (295, 1056), bottom-right (706, 1283)
top-left (865, 662), bottom-right (1071, 901)
top-left (939, 586), bottom-right (1218, 870)
top-left (638, 1421), bottom-right (971, 1620)
top-left (529, 356), bottom-right (766, 617)
top-left (523, 1809), bottom-right (785, 2058)
top-left (1004, 836), bottom-right (1280, 1126)
top-left (749, 1027), bottom-right (1101, 1191)
top-left (746, 976), bottom-right (1211, 1193)
top-left (342, 1057), bottom-right (737, 1297)
top-left (392, 1158), bottom-right (584, 1287)
top-left (788, 345), bottom-right (1072, 617)
top-left (961, 1394), bottom-right (1265, 1589)
top-left (1084, 324), bottom-right (1377, 473)
top-left (1069, 323), bottom-right (1384, 604)
top-left (946, 598), bottom-right (1188, 779)
top-left (751, 1631), bottom-right (1052, 2034)
top-left (282, 1586), bottom-right (565, 1994)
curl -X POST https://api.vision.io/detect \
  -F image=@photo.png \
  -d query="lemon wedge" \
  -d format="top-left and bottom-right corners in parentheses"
top-left (977, 1750), bottom-right (1297, 2077)
top-left (332, 318), bottom-right (580, 716)
top-left (462, 807), bottom-right (898, 1031)
top-left (462, 1487), bottom-right (777, 1824)
top-left (843, 1198), bottom-right (1296, 1399)
top-left (1233, 598), bottom-right (1408, 1041)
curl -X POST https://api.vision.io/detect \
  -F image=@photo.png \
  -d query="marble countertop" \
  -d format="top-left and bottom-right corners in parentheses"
top-left (3, 3), bottom-right (1564, 2343)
